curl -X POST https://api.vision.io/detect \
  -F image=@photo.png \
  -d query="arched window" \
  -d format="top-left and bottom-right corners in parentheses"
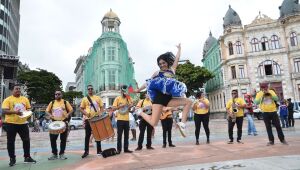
top-left (258, 60), bottom-right (281, 77)
top-left (261, 37), bottom-right (269, 51)
top-left (228, 42), bottom-right (234, 55)
top-left (236, 41), bottom-right (242, 54)
top-left (290, 32), bottom-right (298, 46)
top-left (271, 35), bottom-right (280, 49)
top-left (251, 38), bottom-right (260, 52)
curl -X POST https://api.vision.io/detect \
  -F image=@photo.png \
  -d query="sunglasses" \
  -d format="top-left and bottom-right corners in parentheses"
top-left (55, 93), bottom-right (61, 96)
top-left (88, 88), bottom-right (93, 90)
top-left (231, 93), bottom-right (237, 94)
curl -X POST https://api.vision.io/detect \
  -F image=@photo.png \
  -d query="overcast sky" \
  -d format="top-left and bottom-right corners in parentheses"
top-left (18, 0), bottom-right (283, 89)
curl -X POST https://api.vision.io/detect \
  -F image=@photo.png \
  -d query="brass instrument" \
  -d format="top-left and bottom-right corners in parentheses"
top-left (228, 98), bottom-right (238, 122)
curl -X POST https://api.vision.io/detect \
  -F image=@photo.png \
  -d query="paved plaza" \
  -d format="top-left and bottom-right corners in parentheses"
top-left (0, 119), bottom-right (299, 170)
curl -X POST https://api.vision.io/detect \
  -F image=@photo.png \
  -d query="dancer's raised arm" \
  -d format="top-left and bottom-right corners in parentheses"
top-left (171, 43), bottom-right (181, 72)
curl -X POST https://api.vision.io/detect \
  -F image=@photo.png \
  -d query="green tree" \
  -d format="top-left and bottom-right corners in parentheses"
top-left (18, 69), bottom-right (62, 104)
top-left (63, 91), bottom-right (83, 104)
top-left (176, 61), bottom-right (214, 96)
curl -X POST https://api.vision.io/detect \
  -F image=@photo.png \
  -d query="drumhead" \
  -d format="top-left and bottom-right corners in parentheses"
top-left (89, 114), bottom-right (108, 122)
top-left (49, 121), bottom-right (66, 130)
top-left (19, 111), bottom-right (33, 118)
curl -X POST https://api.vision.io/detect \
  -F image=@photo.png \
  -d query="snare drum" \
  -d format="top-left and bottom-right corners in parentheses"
top-left (48, 121), bottom-right (66, 134)
top-left (19, 111), bottom-right (33, 119)
top-left (89, 114), bottom-right (114, 141)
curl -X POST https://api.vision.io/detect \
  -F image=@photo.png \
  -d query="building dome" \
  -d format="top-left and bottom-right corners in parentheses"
top-left (223, 5), bottom-right (242, 29)
top-left (279, 0), bottom-right (300, 18)
top-left (203, 31), bottom-right (218, 57)
top-left (102, 9), bottom-right (120, 21)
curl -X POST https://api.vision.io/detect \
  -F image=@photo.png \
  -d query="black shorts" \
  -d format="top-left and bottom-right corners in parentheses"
top-left (152, 91), bottom-right (172, 106)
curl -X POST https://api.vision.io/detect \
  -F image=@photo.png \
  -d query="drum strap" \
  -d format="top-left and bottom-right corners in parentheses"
top-left (50, 100), bottom-right (69, 113)
top-left (87, 96), bottom-right (97, 112)
top-left (141, 99), bottom-right (145, 107)
top-left (50, 100), bottom-right (71, 122)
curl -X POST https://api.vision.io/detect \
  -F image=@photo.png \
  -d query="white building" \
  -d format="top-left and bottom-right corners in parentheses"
top-left (74, 55), bottom-right (87, 93)
top-left (219, 0), bottom-right (300, 104)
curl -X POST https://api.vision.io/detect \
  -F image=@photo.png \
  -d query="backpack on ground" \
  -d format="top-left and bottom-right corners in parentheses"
top-left (101, 148), bottom-right (118, 158)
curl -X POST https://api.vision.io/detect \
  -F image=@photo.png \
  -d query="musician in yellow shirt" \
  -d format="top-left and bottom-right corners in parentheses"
top-left (192, 91), bottom-right (210, 145)
top-left (80, 85), bottom-right (104, 158)
top-left (226, 89), bottom-right (246, 144)
top-left (135, 94), bottom-right (154, 150)
top-left (113, 85), bottom-right (134, 154)
top-left (46, 90), bottom-right (73, 160)
top-left (1, 84), bottom-right (36, 166)
top-left (160, 107), bottom-right (176, 148)
top-left (254, 83), bottom-right (287, 146)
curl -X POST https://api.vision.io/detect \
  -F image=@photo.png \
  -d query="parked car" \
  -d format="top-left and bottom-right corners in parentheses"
top-left (293, 109), bottom-right (300, 119)
top-left (69, 117), bottom-right (83, 130)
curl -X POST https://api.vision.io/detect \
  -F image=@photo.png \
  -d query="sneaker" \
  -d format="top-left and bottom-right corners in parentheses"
top-left (162, 144), bottom-right (166, 148)
top-left (281, 140), bottom-right (288, 145)
top-left (9, 158), bottom-right (16, 167)
top-left (227, 140), bottom-right (234, 144)
top-left (24, 157), bottom-right (37, 164)
top-left (206, 139), bottom-right (210, 144)
top-left (48, 154), bottom-right (58, 160)
top-left (237, 140), bottom-right (244, 144)
top-left (81, 152), bottom-right (89, 158)
top-left (59, 154), bottom-right (67, 160)
top-left (196, 141), bottom-right (199, 145)
top-left (254, 133), bottom-right (258, 136)
top-left (135, 147), bottom-right (142, 151)
top-left (176, 122), bottom-right (186, 137)
top-left (124, 150), bottom-right (133, 153)
top-left (267, 141), bottom-right (274, 146)
top-left (169, 144), bottom-right (176, 147)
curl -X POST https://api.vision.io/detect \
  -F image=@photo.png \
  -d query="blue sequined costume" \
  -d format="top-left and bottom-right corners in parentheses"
top-left (146, 70), bottom-right (187, 101)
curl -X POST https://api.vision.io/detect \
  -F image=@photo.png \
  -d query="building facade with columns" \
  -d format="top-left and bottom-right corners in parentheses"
top-left (204, 0), bottom-right (300, 114)
top-left (81, 9), bottom-right (137, 107)
top-left (220, 0), bottom-right (300, 103)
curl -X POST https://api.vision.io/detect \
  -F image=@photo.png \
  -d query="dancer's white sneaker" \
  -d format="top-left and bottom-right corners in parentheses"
top-left (176, 122), bottom-right (186, 137)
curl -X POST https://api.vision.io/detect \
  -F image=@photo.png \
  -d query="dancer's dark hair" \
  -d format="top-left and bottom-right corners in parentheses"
top-left (157, 52), bottom-right (175, 68)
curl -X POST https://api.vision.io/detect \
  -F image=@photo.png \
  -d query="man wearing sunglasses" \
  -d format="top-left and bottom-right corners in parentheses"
top-left (226, 89), bottom-right (246, 144)
top-left (80, 85), bottom-right (104, 158)
top-left (46, 90), bottom-right (73, 160)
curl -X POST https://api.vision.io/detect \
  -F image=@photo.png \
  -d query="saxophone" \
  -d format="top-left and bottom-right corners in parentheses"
top-left (228, 98), bottom-right (238, 122)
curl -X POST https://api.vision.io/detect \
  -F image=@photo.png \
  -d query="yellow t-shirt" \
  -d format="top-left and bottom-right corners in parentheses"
top-left (226, 97), bottom-right (246, 117)
top-left (136, 98), bottom-right (152, 108)
top-left (2, 95), bottom-right (31, 124)
top-left (80, 95), bottom-right (103, 119)
top-left (113, 95), bottom-right (133, 121)
top-left (46, 99), bottom-right (73, 121)
top-left (255, 90), bottom-right (278, 112)
top-left (193, 98), bottom-right (209, 114)
top-left (160, 109), bottom-right (172, 120)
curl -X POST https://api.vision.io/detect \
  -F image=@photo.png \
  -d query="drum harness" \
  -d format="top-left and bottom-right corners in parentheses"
top-left (87, 96), bottom-right (98, 113)
top-left (49, 100), bottom-right (71, 124)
